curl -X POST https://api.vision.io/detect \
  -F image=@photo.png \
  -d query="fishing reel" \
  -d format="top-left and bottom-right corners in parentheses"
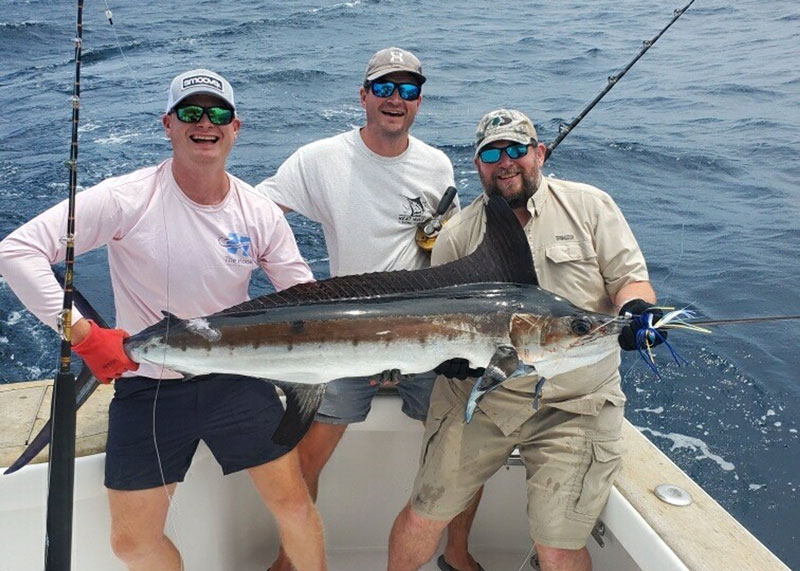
top-left (415, 185), bottom-right (458, 252)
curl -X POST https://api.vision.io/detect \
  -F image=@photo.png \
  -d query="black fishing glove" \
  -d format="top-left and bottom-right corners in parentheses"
top-left (434, 358), bottom-right (486, 380)
top-left (618, 299), bottom-right (667, 351)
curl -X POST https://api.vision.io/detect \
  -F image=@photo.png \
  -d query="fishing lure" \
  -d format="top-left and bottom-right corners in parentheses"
top-left (633, 308), bottom-right (709, 377)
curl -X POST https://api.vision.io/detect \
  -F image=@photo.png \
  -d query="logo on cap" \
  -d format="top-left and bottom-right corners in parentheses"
top-left (389, 49), bottom-right (405, 63)
top-left (490, 114), bottom-right (513, 128)
top-left (182, 75), bottom-right (223, 92)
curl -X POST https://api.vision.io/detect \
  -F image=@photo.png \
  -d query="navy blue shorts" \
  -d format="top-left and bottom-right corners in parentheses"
top-left (105, 374), bottom-right (292, 491)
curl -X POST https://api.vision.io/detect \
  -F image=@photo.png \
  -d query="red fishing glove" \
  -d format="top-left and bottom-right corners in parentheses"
top-left (71, 320), bottom-right (139, 383)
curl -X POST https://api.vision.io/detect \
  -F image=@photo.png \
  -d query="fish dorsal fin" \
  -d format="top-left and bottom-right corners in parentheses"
top-left (161, 311), bottom-right (184, 323)
top-left (220, 196), bottom-right (537, 315)
top-left (439, 194), bottom-right (537, 285)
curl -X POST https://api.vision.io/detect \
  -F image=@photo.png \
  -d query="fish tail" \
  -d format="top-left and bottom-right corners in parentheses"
top-left (4, 364), bottom-right (98, 475)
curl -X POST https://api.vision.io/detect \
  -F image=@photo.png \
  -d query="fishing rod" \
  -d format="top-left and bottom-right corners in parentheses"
top-left (420, 3), bottom-right (697, 247)
top-left (45, 0), bottom-right (84, 568)
top-left (544, 0), bottom-right (696, 161)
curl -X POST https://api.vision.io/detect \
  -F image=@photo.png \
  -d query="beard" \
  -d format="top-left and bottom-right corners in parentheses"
top-left (480, 166), bottom-right (541, 209)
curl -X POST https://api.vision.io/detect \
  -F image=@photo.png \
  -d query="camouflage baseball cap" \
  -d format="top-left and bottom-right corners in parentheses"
top-left (474, 109), bottom-right (538, 156)
top-left (364, 47), bottom-right (426, 85)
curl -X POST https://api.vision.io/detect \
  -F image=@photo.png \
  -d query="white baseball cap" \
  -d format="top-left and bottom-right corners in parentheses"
top-left (165, 69), bottom-right (235, 114)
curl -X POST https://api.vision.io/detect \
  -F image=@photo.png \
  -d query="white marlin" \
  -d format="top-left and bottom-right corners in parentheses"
top-left (125, 197), bottom-right (626, 444)
top-left (5, 197), bottom-right (627, 473)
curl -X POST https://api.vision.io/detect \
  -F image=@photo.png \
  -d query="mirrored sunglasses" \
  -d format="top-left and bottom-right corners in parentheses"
top-left (370, 80), bottom-right (421, 101)
top-left (478, 143), bottom-right (533, 164)
top-left (173, 104), bottom-right (234, 126)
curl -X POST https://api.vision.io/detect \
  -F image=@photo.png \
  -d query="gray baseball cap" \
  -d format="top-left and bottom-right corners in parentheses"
top-left (475, 109), bottom-right (538, 156)
top-left (364, 47), bottom-right (426, 85)
top-left (165, 69), bottom-right (236, 114)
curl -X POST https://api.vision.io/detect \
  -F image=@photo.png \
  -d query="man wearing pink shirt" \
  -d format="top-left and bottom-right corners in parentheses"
top-left (0, 69), bottom-right (327, 571)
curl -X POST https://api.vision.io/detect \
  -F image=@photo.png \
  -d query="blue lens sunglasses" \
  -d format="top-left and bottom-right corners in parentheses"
top-left (369, 80), bottom-right (421, 101)
top-left (478, 143), bottom-right (535, 164)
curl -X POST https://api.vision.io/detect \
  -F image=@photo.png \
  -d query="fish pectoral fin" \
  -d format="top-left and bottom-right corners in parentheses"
top-left (466, 346), bottom-right (521, 423)
top-left (509, 363), bottom-right (536, 379)
top-left (483, 344), bottom-right (520, 383)
top-left (474, 344), bottom-right (521, 392)
top-left (268, 381), bottom-right (327, 448)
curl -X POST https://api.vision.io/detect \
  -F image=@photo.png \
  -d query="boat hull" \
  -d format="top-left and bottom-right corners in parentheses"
top-left (0, 386), bottom-right (789, 570)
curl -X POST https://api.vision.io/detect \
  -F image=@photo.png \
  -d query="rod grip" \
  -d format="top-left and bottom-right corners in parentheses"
top-left (435, 186), bottom-right (458, 216)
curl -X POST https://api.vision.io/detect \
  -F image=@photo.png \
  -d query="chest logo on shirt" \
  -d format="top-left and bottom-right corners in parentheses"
top-left (397, 196), bottom-right (428, 225)
top-left (218, 233), bottom-right (256, 266)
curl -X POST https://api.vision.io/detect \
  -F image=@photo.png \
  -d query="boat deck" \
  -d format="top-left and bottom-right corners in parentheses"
top-left (0, 381), bottom-right (790, 570)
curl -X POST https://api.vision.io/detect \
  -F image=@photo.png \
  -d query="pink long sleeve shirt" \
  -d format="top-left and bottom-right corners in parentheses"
top-left (0, 159), bottom-right (314, 379)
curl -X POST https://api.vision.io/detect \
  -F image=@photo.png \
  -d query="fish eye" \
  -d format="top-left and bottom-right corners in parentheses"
top-left (570, 316), bottom-right (593, 335)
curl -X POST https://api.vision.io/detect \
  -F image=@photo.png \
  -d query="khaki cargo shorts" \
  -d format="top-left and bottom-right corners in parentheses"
top-left (410, 378), bottom-right (625, 550)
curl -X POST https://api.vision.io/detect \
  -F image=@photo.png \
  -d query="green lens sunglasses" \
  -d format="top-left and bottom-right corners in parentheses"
top-left (173, 104), bottom-right (234, 126)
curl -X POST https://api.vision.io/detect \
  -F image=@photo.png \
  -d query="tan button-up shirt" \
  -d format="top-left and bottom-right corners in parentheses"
top-left (431, 177), bottom-right (650, 434)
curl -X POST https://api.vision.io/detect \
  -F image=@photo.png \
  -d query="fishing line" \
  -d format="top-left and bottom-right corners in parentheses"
top-left (537, 1), bottom-right (700, 384)
top-left (98, 4), bottom-right (186, 561)
top-left (515, 543), bottom-right (536, 571)
top-left (101, 1), bottom-right (147, 106)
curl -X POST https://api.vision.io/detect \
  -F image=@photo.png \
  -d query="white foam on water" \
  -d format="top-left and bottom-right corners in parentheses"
top-left (25, 366), bottom-right (43, 379)
top-left (320, 104), bottom-right (362, 122)
top-left (78, 121), bottom-right (102, 133)
top-left (749, 484), bottom-right (764, 491)
top-left (634, 406), bottom-right (664, 414)
top-left (7, 311), bottom-right (23, 326)
top-left (309, 0), bottom-right (363, 13)
top-left (94, 132), bottom-right (142, 145)
top-left (637, 426), bottom-right (736, 472)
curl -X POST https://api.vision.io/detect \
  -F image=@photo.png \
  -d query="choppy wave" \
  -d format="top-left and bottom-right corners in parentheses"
top-left (0, 20), bottom-right (49, 29)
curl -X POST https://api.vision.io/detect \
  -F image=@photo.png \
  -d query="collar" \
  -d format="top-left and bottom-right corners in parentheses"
top-left (528, 176), bottom-right (551, 219)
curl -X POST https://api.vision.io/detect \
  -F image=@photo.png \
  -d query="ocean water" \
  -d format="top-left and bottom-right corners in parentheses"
top-left (1, 0), bottom-right (799, 567)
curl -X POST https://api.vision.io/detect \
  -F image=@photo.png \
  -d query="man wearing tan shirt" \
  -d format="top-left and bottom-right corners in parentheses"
top-left (388, 109), bottom-right (663, 571)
